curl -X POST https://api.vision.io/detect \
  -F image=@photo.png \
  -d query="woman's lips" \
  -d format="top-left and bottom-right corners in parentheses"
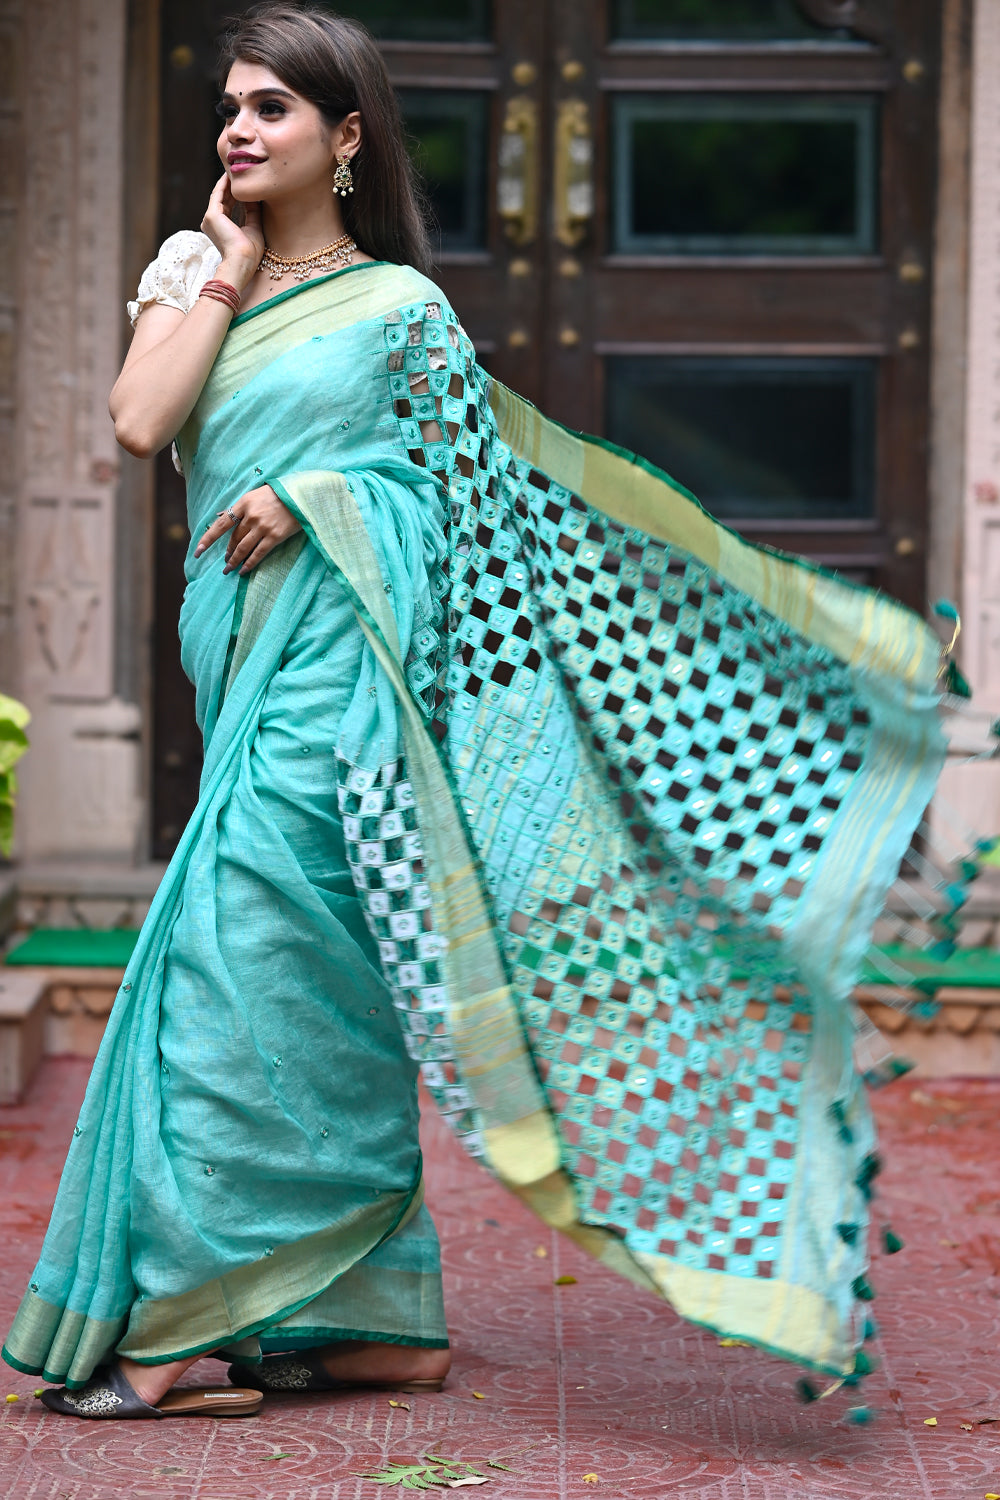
top-left (228, 157), bottom-right (264, 174)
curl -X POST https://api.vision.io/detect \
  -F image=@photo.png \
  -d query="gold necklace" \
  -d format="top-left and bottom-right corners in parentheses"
top-left (259, 233), bottom-right (357, 283)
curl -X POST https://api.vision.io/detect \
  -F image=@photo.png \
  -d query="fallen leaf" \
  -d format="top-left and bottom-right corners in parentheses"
top-left (4, 1395), bottom-right (17, 1404)
top-left (718, 1338), bottom-right (749, 1348)
top-left (258, 1452), bottom-right (294, 1461)
top-left (445, 1480), bottom-right (489, 1489)
top-left (986, 1494), bottom-right (1000, 1499)
top-left (388, 1400), bottom-right (411, 1410)
top-left (923, 1417), bottom-right (937, 1427)
top-left (533, 1246), bottom-right (548, 1258)
top-left (583, 1474), bottom-right (600, 1484)
top-left (554, 1275), bottom-right (577, 1286)
top-left (472, 1391), bottom-right (486, 1399)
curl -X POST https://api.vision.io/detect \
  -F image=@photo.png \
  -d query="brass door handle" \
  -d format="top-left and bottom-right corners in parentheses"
top-left (554, 97), bottom-right (594, 248)
top-left (498, 95), bottom-right (539, 248)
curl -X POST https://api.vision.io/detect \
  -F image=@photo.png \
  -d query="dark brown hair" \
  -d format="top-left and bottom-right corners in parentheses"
top-left (217, 2), bottom-right (433, 274)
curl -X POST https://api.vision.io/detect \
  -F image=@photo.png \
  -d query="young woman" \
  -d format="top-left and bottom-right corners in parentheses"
top-left (3, 2), bottom-right (947, 1420)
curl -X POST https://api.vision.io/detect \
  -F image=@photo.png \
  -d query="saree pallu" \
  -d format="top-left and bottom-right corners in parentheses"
top-left (4, 260), bottom-right (945, 1389)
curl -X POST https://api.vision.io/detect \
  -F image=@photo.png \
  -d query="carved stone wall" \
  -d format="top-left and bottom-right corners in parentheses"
top-left (13, 0), bottom-right (142, 860)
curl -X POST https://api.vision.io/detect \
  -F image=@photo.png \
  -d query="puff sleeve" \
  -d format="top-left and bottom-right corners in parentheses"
top-left (126, 230), bottom-right (223, 328)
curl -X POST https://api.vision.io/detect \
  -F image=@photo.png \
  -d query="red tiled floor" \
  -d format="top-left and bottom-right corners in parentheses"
top-left (1, 1060), bottom-right (999, 1499)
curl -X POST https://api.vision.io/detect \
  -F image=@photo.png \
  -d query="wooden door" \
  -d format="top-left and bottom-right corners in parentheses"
top-left (539, 0), bottom-right (940, 613)
top-left (153, 0), bottom-right (940, 854)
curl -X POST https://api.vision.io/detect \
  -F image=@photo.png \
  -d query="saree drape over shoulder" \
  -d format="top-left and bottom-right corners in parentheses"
top-left (5, 261), bottom-right (946, 1389)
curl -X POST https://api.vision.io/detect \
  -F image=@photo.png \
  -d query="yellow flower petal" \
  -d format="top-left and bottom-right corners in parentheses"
top-left (582, 1474), bottom-right (600, 1484)
top-left (4, 1394), bottom-right (18, 1403)
top-left (388, 1399), bottom-right (410, 1410)
top-left (923, 1417), bottom-right (937, 1427)
top-left (472, 1391), bottom-right (486, 1399)
top-left (533, 1246), bottom-right (548, 1258)
top-left (554, 1275), bottom-right (577, 1286)
top-left (718, 1338), bottom-right (750, 1348)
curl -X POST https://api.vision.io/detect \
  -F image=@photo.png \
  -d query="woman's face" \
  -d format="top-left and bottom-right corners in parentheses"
top-left (218, 60), bottom-right (354, 202)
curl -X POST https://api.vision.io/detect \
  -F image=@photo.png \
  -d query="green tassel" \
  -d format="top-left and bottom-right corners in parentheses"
top-left (882, 1227), bottom-right (904, 1254)
top-left (796, 1378), bottom-right (819, 1403)
top-left (851, 1275), bottom-right (875, 1302)
top-left (837, 1222), bottom-right (859, 1246)
top-left (944, 882), bottom-right (968, 911)
top-left (863, 1317), bottom-right (878, 1341)
top-left (862, 1056), bottom-right (914, 1088)
top-left (829, 1100), bottom-right (854, 1144)
top-left (853, 1348), bottom-right (876, 1377)
top-left (847, 1405), bottom-right (874, 1424)
top-left (855, 1153), bottom-right (882, 1200)
top-left (944, 660), bottom-right (971, 699)
top-left (960, 858), bottom-right (981, 883)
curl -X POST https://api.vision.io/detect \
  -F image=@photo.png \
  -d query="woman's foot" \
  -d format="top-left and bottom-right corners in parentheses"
top-left (117, 1353), bottom-right (203, 1407)
top-left (317, 1340), bottom-right (450, 1386)
top-left (229, 1340), bottom-right (451, 1394)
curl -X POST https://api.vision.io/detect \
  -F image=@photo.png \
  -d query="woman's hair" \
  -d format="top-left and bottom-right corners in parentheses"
top-left (217, 2), bottom-right (433, 274)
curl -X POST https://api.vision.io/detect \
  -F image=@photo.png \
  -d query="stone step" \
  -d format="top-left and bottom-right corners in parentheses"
top-left (0, 966), bottom-right (122, 1103)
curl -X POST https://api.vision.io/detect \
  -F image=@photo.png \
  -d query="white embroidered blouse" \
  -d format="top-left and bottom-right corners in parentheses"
top-left (127, 230), bottom-right (222, 327)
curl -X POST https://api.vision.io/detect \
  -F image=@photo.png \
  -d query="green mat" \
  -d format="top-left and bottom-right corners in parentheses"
top-left (5, 928), bottom-right (140, 968)
top-left (859, 944), bottom-right (1000, 993)
top-left (6, 930), bottom-right (999, 993)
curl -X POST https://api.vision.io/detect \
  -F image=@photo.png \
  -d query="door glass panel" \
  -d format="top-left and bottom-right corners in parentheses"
top-left (612, 94), bottom-right (877, 255)
top-left (400, 91), bottom-right (490, 253)
top-left (610, 0), bottom-right (856, 41)
top-left (605, 356), bottom-right (876, 520)
top-left (325, 0), bottom-right (491, 42)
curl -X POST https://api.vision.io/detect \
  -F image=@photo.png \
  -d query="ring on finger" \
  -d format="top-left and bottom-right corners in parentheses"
top-left (226, 506), bottom-right (241, 524)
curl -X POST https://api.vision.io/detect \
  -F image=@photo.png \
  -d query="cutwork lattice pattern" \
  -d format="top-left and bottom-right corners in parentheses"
top-left (337, 755), bottom-right (479, 1146)
top-left (373, 299), bottom-right (875, 1279)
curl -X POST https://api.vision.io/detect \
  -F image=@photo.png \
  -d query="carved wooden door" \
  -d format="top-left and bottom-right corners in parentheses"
top-left (153, 0), bottom-right (940, 854)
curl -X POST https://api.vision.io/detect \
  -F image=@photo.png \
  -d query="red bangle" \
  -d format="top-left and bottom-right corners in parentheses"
top-left (199, 279), bottom-right (242, 314)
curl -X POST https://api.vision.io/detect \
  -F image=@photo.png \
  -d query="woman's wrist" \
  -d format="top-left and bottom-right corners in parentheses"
top-left (216, 254), bottom-right (258, 293)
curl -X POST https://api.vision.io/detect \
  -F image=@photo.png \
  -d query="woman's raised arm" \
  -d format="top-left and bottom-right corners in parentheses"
top-left (109, 177), bottom-right (263, 459)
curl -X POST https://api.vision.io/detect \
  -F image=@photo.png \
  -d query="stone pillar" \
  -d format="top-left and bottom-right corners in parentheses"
top-left (14, 0), bottom-right (142, 860)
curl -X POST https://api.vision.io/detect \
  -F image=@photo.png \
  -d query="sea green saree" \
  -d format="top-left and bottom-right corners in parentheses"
top-left (5, 260), bottom-right (946, 1390)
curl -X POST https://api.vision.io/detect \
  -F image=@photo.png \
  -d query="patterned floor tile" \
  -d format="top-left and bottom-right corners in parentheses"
top-left (1, 1062), bottom-right (998, 1499)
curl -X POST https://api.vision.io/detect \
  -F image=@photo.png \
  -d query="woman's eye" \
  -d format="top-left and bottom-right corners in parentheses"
top-left (259, 101), bottom-right (286, 117)
top-left (215, 102), bottom-right (237, 120)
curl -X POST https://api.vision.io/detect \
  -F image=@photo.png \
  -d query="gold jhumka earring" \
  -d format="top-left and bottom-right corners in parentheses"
top-left (333, 154), bottom-right (354, 198)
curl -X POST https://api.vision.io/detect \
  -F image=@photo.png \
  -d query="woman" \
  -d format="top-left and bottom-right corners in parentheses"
top-left (3, 2), bottom-right (947, 1419)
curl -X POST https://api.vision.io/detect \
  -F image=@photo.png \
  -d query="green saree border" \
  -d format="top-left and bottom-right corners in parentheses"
top-left (115, 1173), bottom-right (425, 1368)
top-left (229, 259), bottom-right (393, 328)
top-left (3, 1177), bottom-right (425, 1384)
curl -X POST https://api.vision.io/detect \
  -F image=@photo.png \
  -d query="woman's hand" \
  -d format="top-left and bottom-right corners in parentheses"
top-left (194, 485), bottom-right (302, 574)
top-left (201, 173), bottom-right (264, 285)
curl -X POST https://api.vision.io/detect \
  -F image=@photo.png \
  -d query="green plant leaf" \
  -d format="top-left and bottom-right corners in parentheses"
top-left (0, 800), bottom-right (13, 858)
top-left (0, 695), bottom-right (30, 732)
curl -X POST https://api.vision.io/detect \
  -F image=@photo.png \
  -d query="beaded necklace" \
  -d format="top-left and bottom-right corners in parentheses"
top-left (259, 233), bottom-right (357, 283)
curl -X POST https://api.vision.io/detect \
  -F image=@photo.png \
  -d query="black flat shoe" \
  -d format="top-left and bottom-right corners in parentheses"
top-left (39, 1362), bottom-right (263, 1419)
top-left (228, 1347), bottom-right (445, 1395)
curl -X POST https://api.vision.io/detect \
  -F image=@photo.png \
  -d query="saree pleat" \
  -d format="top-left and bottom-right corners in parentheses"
top-left (5, 260), bottom-right (945, 1389)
